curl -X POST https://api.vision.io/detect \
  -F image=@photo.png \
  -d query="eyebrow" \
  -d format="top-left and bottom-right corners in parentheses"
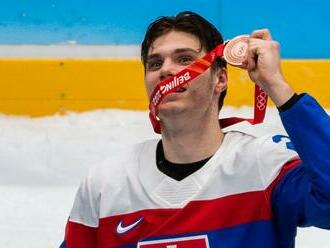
top-left (146, 48), bottom-right (201, 62)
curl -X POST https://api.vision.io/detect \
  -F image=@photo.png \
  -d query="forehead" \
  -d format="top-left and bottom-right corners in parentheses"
top-left (148, 30), bottom-right (201, 55)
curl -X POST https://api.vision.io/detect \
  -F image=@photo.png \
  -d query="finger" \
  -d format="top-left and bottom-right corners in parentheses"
top-left (246, 39), bottom-right (261, 70)
top-left (248, 38), bottom-right (266, 51)
top-left (250, 29), bottom-right (272, 40)
top-left (249, 38), bottom-right (281, 56)
top-left (247, 45), bottom-right (257, 71)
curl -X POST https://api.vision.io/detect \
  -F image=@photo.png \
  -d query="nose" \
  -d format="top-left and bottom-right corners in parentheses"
top-left (159, 59), bottom-right (176, 82)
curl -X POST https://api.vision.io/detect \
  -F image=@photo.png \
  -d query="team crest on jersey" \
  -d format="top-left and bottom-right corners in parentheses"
top-left (137, 235), bottom-right (209, 248)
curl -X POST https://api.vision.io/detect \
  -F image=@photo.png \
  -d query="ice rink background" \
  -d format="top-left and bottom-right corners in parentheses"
top-left (0, 1), bottom-right (329, 246)
top-left (0, 106), bottom-right (329, 247)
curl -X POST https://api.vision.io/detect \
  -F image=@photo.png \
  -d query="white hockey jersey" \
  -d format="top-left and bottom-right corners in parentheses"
top-left (65, 130), bottom-right (299, 247)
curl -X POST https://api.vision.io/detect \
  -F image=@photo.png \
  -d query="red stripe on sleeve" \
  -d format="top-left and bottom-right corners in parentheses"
top-left (65, 220), bottom-right (98, 248)
top-left (265, 159), bottom-right (301, 203)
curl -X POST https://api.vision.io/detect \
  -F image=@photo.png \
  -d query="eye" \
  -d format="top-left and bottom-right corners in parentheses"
top-left (146, 60), bottom-right (163, 71)
top-left (177, 55), bottom-right (194, 65)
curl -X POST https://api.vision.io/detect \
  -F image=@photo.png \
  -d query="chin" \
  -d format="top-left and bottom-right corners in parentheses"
top-left (158, 102), bottom-right (186, 117)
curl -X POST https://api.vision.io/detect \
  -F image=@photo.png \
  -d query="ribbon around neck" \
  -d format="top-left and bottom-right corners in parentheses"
top-left (148, 39), bottom-right (268, 134)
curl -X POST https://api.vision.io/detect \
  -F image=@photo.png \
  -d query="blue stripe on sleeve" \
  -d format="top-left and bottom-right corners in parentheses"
top-left (272, 94), bottom-right (330, 246)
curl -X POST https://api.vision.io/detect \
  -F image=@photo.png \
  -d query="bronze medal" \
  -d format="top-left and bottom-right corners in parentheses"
top-left (223, 35), bottom-right (249, 66)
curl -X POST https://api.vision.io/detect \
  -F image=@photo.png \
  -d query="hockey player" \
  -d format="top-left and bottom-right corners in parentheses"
top-left (60, 11), bottom-right (330, 247)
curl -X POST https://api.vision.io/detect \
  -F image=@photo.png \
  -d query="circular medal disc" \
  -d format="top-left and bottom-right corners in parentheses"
top-left (223, 35), bottom-right (249, 66)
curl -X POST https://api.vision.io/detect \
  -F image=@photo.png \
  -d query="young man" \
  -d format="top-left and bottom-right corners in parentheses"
top-left (60, 11), bottom-right (330, 247)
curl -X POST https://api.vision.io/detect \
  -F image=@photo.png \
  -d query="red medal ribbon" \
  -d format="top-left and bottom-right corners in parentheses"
top-left (149, 37), bottom-right (268, 134)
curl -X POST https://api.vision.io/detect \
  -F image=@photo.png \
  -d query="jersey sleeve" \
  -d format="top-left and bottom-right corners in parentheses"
top-left (279, 94), bottom-right (330, 203)
top-left (62, 167), bottom-right (100, 248)
top-left (270, 94), bottom-right (330, 245)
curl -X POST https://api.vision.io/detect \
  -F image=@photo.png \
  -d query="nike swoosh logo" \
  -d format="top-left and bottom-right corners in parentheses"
top-left (116, 217), bottom-right (144, 234)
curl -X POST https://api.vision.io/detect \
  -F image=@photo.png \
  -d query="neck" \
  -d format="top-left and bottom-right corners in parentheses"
top-left (160, 107), bottom-right (224, 163)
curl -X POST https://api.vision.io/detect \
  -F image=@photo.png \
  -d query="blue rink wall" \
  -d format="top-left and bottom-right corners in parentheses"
top-left (0, 0), bottom-right (329, 58)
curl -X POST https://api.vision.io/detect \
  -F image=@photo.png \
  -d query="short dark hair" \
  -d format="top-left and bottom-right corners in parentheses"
top-left (141, 11), bottom-right (227, 111)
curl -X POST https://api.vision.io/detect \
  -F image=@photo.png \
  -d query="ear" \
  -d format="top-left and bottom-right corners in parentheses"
top-left (214, 68), bottom-right (227, 94)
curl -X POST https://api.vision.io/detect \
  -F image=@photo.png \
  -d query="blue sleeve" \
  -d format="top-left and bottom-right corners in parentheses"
top-left (271, 94), bottom-right (330, 242)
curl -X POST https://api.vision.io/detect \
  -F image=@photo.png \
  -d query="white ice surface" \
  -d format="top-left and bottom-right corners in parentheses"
top-left (0, 107), bottom-right (329, 247)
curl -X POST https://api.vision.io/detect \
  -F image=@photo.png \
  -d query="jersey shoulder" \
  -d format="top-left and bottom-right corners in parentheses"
top-left (88, 139), bottom-right (159, 188)
top-left (69, 139), bottom-right (159, 225)
top-left (225, 130), bottom-right (299, 187)
top-left (253, 132), bottom-right (298, 187)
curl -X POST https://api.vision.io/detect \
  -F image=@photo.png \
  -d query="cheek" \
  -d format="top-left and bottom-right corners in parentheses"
top-left (144, 72), bottom-right (159, 98)
top-left (189, 71), bottom-right (214, 93)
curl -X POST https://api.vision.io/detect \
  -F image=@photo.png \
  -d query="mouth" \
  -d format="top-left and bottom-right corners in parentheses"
top-left (174, 87), bottom-right (187, 93)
